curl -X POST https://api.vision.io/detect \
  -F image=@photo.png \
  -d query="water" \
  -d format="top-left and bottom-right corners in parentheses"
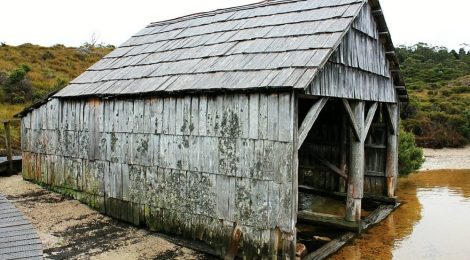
top-left (330, 169), bottom-right (470, 260)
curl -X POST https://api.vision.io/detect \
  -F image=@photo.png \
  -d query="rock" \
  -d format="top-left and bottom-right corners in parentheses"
top-left (296, 243), bottom-right (307, 257)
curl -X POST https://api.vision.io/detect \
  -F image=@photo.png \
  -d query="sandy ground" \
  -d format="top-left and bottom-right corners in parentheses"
top-left (420, 145), bottom-right (470, 171)
top-left (0, 175), bottom-right (213, 260)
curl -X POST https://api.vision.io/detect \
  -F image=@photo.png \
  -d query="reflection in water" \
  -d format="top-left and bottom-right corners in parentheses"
top-left (330, 170), bottom-right (470, 260)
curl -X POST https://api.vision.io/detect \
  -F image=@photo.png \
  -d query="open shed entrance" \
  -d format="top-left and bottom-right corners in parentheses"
top-left (295, 97), bottom-right (395, 256)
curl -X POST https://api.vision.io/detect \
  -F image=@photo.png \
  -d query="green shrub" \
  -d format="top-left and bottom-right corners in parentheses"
top-left (398, 128), bottom-right (425, 176)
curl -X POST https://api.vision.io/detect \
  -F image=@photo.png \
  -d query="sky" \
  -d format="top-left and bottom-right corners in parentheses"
top-left (0, 0), bottom-right (469, 51)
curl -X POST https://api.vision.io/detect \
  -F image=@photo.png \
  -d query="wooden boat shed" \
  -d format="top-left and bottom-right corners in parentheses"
top-left (19, 0), bottom-right (407, 258)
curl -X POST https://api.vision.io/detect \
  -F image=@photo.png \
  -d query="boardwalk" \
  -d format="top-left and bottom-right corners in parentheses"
top-left (0, 193), bottom-right (42, 259)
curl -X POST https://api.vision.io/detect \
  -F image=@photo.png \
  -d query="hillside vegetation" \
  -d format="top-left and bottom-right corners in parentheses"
top-left (397, 43), bottom-right (470, 148)
top-left (0, 43), bottom-right (113, 154)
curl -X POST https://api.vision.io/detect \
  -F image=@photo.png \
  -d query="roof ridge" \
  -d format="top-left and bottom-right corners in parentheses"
top-left (148, 0), bottom-right (306, 27)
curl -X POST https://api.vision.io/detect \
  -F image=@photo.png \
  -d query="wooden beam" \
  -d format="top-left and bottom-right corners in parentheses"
top-left (361, 204), bottom-right (399, 231)
top-left (299, 185), bottom-right (399, 205)
top-left (298, 97), bottom-right (328, 150)
top-left (3, 121), bottom-right (13, 175)
top-left (379, 31), bottom-right (389, 36)
top-left (313, 156), bottom-right (348, 180)
top-left (371, 9), bottom-right (383, 16)
top-left (398, 95), bottom-right (409, 101)
top-left (363, 102), bottom-right (378, 141)
top-left (298, 211), bottom-right (359, 231)
top-left (304, 232), bottom-right (356, 260)
top-left (298, 94), bottom-right (320, 100)
top-left (394, 86), bottom-right (406, 91)
top-left (342, 99), bottom-right (361, 141)
top-left (385, 51), bottom-right (396, 55)
top-left (385, 103), bottom-right (397, 134)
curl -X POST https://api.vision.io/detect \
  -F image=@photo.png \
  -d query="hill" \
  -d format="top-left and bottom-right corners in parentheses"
top-left (0, 43), bottom-right (114, 154)
top-left (397, 43), bottom-right (470, 148)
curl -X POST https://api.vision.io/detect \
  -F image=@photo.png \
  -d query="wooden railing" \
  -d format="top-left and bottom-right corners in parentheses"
top-left (1, 118), bottom-right (20, 175)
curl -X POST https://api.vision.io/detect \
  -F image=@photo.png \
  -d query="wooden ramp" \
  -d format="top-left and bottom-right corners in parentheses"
top-left (0, 193), bottom-right (43, 259)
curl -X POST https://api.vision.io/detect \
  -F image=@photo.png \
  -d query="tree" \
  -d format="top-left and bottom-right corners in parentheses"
top-left (398, 128), bottom-right (425, 176)
top-left (1, 64), bottom-right (33, 103)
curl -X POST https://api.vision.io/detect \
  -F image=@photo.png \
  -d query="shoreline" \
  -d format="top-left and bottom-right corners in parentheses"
top-left (420, 145), bottom-right (470, 171)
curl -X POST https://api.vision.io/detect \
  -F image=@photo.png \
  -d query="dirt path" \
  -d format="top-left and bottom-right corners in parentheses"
top-left (0, 175), bottom-right (214, 260)
top-left (420, 145), bottom-right (470, 171)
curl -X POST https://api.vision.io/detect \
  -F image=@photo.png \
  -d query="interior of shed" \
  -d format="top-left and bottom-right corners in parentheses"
top-left (295, 97), bottom-right (396, 255)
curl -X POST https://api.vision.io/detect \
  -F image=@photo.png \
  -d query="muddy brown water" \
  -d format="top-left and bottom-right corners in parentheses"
top-left (330, 169), bottom-right (470, 260)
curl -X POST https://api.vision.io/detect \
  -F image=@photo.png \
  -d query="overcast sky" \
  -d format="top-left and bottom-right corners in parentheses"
top-left (0, 0), bottom-right (469, 50)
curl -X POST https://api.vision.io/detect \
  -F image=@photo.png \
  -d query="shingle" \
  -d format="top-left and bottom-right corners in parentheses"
top-left (55, 0), bottom-right (365, 97)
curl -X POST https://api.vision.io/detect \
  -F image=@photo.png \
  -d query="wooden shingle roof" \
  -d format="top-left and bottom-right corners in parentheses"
top-left (56, 0), bottom-right (368, 97)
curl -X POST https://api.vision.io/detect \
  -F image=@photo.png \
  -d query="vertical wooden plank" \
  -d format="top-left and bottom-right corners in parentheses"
top-left (216, 175), bottom-right (230, 220)
top-left (168, 97), bottom-right (177, 135)
top-left (278, 93), bottom-right (292, 142)
top-left (190, 96), bottom-right (199, 136)
top-left (175, 97), bottom-right (184, 136)
top-left (142, 98), bottom-right (152, 134)
top-left (290, 92), bottom-right (298, 236)
top-left (181, 96), bottom-right (191, 136)
top-left (205, 96), bottom-right (216, 136)
top-left (155, 98), bottom-right (163, 134)
top-left (239, 94), bottom-right (249, 139)
top-left (161, 98), bottom-right (169, 135)
top-left (199, 95), bottom-right (208, 136)
top-left (122, 163), bottom-right (130, 200)
top-left (215, 95), bottom-right (224, 137)
top-left (267, 93), bottom-right (279, 141)
top-left (258, 94), bottom-right (268, 140)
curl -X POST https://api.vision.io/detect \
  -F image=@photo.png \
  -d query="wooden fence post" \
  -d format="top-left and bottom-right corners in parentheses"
top-left (3, 120), bottom-right (13, 174)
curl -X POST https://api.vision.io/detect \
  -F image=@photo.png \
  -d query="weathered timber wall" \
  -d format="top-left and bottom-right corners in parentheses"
top-left (307, 2), bottom-right (398, 103)
top-left (21, 92), bottom-right (297, 258)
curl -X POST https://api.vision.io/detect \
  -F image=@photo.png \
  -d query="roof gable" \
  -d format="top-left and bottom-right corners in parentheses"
top-left (55, 0), bottom-right (366, 97)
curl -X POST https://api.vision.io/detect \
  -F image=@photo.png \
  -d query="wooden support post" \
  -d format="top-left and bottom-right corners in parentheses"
top-left (3, 121), bottom-right (13, 175)
top-left (386, 103), bottom-right (398, 197)
top-left (345, 101), bottom-right (365, 222)
top-left (313, 156), bottom-right (348, 180)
